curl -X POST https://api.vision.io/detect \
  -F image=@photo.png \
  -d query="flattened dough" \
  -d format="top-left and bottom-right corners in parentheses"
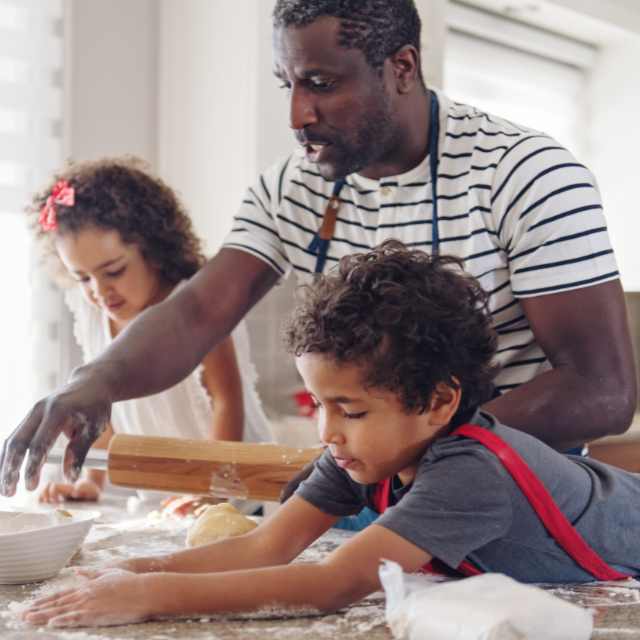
top-left (185, 503), bottom-right (258, 548)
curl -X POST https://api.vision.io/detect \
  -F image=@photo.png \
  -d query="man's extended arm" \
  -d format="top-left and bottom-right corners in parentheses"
top-left (483, 278), bottom-right (637, 451)
top-left (0, 248), bottom-right (280, 496)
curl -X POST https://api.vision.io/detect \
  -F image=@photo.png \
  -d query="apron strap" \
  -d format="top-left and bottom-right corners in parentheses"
top-left (308, 179), bottom-right (345, 275)
top-left (372, 477), bottom-right (391, 512)
top-left (371, 477), bottom-right (482, 576)
top-left (371, 424), bottom-right (631, 580)
top-left (428, 90), bottom-right (440, 255)
top-left (452, 424), bottom-right (632, 581)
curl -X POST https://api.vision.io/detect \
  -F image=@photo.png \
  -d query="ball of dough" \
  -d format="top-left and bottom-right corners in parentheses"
top-left (185, 503), bottom-right (258, 548)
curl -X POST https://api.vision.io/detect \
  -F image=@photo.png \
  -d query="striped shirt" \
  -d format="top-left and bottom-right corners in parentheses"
top-left (223, 87), bottom-right (618, 393)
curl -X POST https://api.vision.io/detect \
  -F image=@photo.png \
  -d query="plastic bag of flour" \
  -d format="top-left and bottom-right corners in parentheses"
top-left (379, 560), bottom-right (594, 640)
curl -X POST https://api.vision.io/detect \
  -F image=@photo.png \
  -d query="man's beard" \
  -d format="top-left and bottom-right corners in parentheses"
top-left (304, 88), bottom-right (402, 181)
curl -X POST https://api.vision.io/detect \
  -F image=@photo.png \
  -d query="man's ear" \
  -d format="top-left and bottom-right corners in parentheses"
top-left (388, 44), bottom-right (421, 94)
top-left (429, 381), bottom-right (462, 426)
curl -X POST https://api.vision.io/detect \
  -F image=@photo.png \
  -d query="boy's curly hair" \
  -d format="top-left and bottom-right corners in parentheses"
top-left (27, 156), bottom-right (205, 288)
top-left (282, 240), bottom-right (500, 421)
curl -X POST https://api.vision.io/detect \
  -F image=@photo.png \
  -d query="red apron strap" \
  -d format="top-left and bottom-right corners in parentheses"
top-left (452, 423), bottom-right (631, 581)
top-left (371, 476), bottom-right (480, 576)
top-left (372, 477), bottom-right (391, 514)
top-left (457, 560), bottom-right (483, 576)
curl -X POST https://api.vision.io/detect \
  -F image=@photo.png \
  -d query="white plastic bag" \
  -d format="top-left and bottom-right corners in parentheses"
top-left (379, 559), bottom-right (593, 640)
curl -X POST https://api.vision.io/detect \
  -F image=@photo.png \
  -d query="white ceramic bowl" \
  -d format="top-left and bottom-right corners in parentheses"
top-left (0, 511), bottom-right (94, 584)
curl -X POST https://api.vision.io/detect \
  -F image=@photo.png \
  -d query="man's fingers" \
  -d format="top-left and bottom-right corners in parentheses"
top-left (65, 413), bottom-right (109, 482)
top-left (63, 445), bottom-right (83, 483)
top-left (25, 431), bottom-right (61, 492)
top-left (23, 403), bottom-right (73, 491)
top-left (0, 442), bottom-right (26, 497)
top-left (0, 405), bottom-right (47, 496)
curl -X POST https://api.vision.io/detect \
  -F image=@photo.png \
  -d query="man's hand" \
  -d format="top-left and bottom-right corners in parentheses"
top-left (0, 376), bottom-right (111, 497)
top-left (0, 249), bottom-right (280, 498)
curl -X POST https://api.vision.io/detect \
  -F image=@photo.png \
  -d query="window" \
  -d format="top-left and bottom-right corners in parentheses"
top-left (444, 1), bottom-right (597, 162)
top-left (0, 0), bottom-right (64, 442)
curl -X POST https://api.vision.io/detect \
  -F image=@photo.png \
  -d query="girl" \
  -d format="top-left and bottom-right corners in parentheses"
top-left (22, 241), bottom-right (640, 629)
top-left (30, 156), bottom-right (274, 514)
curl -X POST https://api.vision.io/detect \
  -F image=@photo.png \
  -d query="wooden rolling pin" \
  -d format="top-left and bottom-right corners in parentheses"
top-left (47, 434), bottom-right (320, 502)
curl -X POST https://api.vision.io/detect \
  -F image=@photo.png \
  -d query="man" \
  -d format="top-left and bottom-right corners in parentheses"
top-left (1, 0), bottom-right (635, 496)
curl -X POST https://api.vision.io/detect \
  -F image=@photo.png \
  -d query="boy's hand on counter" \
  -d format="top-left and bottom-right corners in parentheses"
top-left (22, 569), bottom-right (153, 628)
top-left (39, 479), bottom-right (101, 503)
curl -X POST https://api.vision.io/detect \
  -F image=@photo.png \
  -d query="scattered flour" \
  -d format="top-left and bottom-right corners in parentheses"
top-left (544, 585), bottom-right (640, 607)
top-left (345, 604), bottom-right (385, 618)
top-left (355, 614), bottom-right (386, 633)
top-left (56, 632), bottom-right (117, 640)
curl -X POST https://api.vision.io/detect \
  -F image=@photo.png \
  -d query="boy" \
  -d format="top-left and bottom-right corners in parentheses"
top-left (23, 241), bottom-right (640, 628)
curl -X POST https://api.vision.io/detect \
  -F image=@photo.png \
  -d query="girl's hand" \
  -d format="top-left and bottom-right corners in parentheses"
top-left (22, 569), bottom-right (152, 628)
top-left (160, 495), bottom-right (225, 519)
top-left (39, 479), bottom-right (101, 503)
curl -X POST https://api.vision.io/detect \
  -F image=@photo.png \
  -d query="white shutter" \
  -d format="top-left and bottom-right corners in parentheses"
top-left (0, 0), bottom-right (64, 440)
top-left (444, 2), bottom-right (596, 162)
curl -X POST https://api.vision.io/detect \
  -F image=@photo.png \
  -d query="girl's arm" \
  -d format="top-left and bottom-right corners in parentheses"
top-left (160, 337), bottom-right (245, 517)
top-left (39, 425), bottom-right (114, 503)
top-left (200, 335), bottom-right (244, 442)
top-left (23, 497), bottom-right (432, 627)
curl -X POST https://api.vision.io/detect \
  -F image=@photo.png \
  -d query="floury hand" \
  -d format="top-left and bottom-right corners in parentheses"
top-left (0, 375), bottom-right (111, 496)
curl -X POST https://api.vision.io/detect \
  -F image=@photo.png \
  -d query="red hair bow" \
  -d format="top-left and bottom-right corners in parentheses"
top-left (39, 180), bottom-right (75, 232)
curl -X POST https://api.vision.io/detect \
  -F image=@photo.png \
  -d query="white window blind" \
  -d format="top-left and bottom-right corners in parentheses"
top-left (0, 0), bottom-right (64, 441)
top-left (444, 2), bottom-right (597, 163)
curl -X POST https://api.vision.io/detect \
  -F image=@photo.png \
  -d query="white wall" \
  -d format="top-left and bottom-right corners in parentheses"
top-left (416, 0), bottom-right (447, 89)
top-left (61, 0), bottom-right (160, 383)
top-left (587, 35), bottom-right (640, 291)
top-left (66, 0), bottom-right (159, 162)
top-left (551, 0), bottom-right (640, 35)
top-left (158, 0), bottom-right (448, 256)
top-left (158, 0), bottom-right (259, 256)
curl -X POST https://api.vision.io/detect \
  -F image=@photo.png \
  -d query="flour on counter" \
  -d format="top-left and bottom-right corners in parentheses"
top-left (56, 632), bottom-right (122, 640)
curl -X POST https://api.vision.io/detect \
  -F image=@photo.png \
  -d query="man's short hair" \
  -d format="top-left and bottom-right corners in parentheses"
top-left (282, 240), bottom-right (500, 422)
top-left (273, 0), bottom-right (422, 71)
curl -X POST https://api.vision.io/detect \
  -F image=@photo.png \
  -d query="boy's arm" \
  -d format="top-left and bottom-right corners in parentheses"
top-left (117, 496), bottom-right (340, 575)
top-left (23, 501), bottom-right (432, 627)
top-left (133, 524), bottom-right (430, 617)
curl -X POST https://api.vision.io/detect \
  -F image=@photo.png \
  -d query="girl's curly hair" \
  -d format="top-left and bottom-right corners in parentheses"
top-left (282, 240), bottom-right (500, 421)
top-left (27, 156), bottom-right (205, 288)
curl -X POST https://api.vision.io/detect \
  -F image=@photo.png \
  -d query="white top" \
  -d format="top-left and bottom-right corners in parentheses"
top-left (223, 88), bottom-right (618, 395)
top-left (65, 287), bottom-right (275, 446)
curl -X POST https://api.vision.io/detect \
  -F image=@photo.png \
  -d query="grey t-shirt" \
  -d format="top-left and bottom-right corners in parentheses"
top-left (295, 411), bottom-right (640, 583)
